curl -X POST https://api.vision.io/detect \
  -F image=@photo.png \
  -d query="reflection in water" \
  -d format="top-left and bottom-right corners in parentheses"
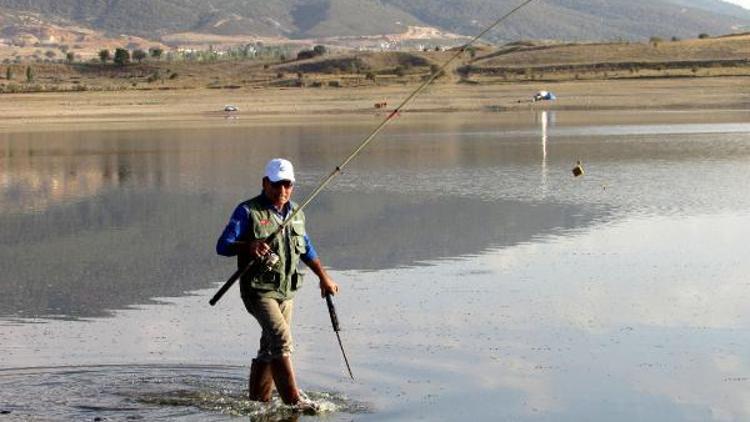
top-left (2, 111), bottom-right (750, 421)
top-left (0, 131), bottom-right (175, 214)
top-left (309, 192), bottom-right (599, 271)
top-left (2, 116), bottom-right (750, 318)
top-left (0, 120), bottom-right (614, 319)
top-left (2, 114), bottom-right (750, 318)
top-left (0, 187), bottom-right (603, 319)
top-left (538, 111), bottom-right (551, 198)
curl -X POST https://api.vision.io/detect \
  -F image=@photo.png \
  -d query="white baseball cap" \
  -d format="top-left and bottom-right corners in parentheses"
top-left (265, 158), bottom-right (295, 182)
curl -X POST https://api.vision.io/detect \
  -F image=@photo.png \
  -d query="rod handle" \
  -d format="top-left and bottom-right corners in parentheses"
top-left (325, 293), bottom-right (340, 332)
top-left (209, 259), bottom-right (255, 306)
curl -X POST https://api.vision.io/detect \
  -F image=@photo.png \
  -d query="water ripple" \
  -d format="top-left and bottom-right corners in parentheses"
top-left (0, 364), bottom-right (371, 421)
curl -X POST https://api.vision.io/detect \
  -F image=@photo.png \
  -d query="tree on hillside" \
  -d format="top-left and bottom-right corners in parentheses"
top-left (5, 67), bottom-right (13, 81)
top-left (26, 66), bottom-right (34, 82)
top-left (114, 48), bottom-right (130, 66)
top-left (44, 50), bottom-right (56, 59)
top-left (66, 52), bottom-right (75, 63)
top-left (149, 47), bottom-right (163, 59)
top-left (698, 33), bottom-right (710, 39)
top-left (297, 50), bottom-right (317, 60)
top-left (132, 49), bottom-right (147, 63)
top-left (99, 49), bottom-right (111, 63)
top-left (313, 45), bottom-right (327, 56)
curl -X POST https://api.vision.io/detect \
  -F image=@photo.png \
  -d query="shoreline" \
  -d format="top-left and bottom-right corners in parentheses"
top-left (1, 77), bottom-right (749, 132)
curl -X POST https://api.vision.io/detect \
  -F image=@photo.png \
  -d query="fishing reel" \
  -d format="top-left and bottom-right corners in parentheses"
top-left (258, 251), bottom-right (280, 273)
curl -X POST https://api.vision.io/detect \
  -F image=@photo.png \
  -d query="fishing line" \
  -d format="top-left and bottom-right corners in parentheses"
top-left (210, 0), bottom-right (537, 305)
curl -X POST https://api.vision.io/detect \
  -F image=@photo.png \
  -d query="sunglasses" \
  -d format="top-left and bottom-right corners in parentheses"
top-left (270, 180), bottom-right (294, 189)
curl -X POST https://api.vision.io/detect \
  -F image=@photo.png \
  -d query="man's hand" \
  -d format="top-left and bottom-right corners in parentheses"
top-left (304, 257), bottom-right (339, 297)
top-left (245, 240), bottom-right (269, 258)
top-left (319, 276), bottom-right (339, 298)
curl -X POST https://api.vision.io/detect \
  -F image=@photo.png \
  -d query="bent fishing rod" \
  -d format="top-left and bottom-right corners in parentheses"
top-left (209, 0), bottom-right (536, 377)
top-left (209, 0), bottom-right (535, 306)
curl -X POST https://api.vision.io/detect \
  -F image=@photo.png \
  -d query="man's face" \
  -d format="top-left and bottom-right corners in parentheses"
top-left (263, 177), bottom-right (294, 208)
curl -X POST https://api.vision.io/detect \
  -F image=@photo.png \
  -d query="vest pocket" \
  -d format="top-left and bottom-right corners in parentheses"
top-left (291, 271), bottom-right (304, 291)
top-left (294, 235), bottom-right (307, 254)
top-left (290, 221), bottom-right (306, 236)
top-left (291, 222), bottom-right (307, 254)
top-left (251, 271), bottom-right (280, 291)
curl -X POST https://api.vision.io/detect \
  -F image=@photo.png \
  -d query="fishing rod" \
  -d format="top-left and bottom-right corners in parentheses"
top-left (326, 293), bottom-right (355, 379)
top-left (209, 0), bottom-right (536, 307)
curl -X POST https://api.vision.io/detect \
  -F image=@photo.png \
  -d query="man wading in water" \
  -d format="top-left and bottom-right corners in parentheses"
top-left (216, 158), bottom-right (339, 410)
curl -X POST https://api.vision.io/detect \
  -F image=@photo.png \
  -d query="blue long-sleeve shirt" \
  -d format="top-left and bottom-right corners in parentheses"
top-left (216, 195), bottom-right (318, 263)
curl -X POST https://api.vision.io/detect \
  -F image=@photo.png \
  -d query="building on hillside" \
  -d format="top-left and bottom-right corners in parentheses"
top-left (12, 34), bottom-right (39, 47)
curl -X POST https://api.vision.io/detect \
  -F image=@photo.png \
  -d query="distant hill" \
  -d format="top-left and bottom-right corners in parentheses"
top-left (665, 0), bottom-right (750, 19)
top-left (0, 0), bottom-right (749, 45)
top-left (384, 0), bottom-right (750, 41)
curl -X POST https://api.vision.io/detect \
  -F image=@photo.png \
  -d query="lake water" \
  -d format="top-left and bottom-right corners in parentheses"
top-left (1, 109), bottom-right (750, 421)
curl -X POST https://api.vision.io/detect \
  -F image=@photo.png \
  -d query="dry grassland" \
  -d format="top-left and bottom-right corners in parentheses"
top-left (0, 34), bottom-right (748, 130)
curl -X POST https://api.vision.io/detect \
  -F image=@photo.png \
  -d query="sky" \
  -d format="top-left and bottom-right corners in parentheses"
top-left (722, 0), bottom-right (750, 9)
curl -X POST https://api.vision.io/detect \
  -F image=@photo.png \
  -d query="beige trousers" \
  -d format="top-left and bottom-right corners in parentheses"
top-left (243, 295), bottom-right (294, 361)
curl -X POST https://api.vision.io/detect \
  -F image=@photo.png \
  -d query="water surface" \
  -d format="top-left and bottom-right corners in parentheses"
top-left (1, 110), bottom-right (750, 420)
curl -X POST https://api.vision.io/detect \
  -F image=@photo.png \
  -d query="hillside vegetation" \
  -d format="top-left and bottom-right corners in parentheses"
top-left (1, 34), bottom-right (749, 94)
top-left (461, 34), bottom-right (750, 80)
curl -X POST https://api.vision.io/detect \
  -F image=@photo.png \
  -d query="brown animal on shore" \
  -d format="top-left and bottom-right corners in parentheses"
top-left (374, 100), bottom-right (387, 109)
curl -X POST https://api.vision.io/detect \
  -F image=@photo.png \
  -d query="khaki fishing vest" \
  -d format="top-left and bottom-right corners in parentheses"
top-left (238, 195), bottom-right (307, 300)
